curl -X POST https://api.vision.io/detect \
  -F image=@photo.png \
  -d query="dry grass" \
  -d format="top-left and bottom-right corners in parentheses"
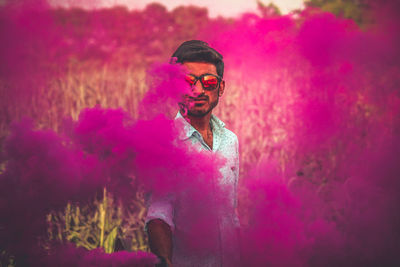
top-left (0, 44), bottom-right (389, 265)
top-left (1, 60), bottom-right (292, 257)
top-left (0, 60), bottom-right (154, 257)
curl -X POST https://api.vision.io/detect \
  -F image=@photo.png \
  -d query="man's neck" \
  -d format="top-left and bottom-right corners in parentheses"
top-left (185, 112), bottom-right (212, 133)
top-left (181, 111), bottom-right (214, 149)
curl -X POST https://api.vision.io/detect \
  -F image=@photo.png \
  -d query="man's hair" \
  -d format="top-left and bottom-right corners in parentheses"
top-left (171, 40), bottom-right (224, 78)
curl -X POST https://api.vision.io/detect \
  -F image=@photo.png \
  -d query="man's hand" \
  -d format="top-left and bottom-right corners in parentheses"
top-left (156, 256), bottom-right (173, 267)
top-left (147, 219), bottom-right (173, 267)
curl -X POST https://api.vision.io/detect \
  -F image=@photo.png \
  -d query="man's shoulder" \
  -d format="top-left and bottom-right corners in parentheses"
top-left (211, 114), bottom-right (238, 144)
top-left (221, 127), bottom-right (238, 143)
top-left (219, 127), bottom-right (239, 152)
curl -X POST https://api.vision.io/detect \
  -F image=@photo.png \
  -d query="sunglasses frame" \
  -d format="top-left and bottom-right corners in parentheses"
top-left (185, 73), bottom-right (222, 91)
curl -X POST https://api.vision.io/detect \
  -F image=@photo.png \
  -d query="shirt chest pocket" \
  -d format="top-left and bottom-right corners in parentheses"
top-left (227, 157), bottom-right (236, 173)
top-left (230, 165), bottom-right (237, 177)
top-left (218, 164), bottom-right (236, 184)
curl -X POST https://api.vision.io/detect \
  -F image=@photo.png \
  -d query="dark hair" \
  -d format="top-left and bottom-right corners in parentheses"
top-left (171, 40), bottom-right (224, 78)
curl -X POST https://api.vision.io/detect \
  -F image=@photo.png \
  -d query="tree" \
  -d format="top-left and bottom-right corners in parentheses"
top-left (257, 1), bottom-right (282, 17)
top-left (171, 5), bottom-right (210, 40)
top-left (304, 0), bottom-right (372, 26)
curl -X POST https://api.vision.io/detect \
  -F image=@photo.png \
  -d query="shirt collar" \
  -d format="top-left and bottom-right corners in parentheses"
top-left (174, 111), bottom-right (225, 141)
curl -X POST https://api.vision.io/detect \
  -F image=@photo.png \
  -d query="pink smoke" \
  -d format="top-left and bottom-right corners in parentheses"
top-left (203, 5), bottom-right (400, 266)
top-left (1, 0), bottom-right (400, 266)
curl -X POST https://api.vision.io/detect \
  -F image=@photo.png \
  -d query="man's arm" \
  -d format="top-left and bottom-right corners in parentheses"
top-left (145, 193), bottom-right (175, 266)
top-left (147, 219), bottom-right (173, 267)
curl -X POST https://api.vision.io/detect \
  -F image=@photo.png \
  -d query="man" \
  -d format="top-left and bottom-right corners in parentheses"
top-left (146, 40), bottom-right (240, 267)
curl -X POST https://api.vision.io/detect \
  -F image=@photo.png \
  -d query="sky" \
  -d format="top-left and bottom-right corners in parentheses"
top-left (49, 0), bottom-right (305, 17)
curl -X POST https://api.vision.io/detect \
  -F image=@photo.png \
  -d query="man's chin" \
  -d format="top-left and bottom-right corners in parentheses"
top-left (187, 108), bottom-right (211, 118)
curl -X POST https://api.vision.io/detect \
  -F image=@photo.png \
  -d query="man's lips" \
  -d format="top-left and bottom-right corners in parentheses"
top-left (183, 96), bottom-right (208, 107)
top-left (189, 97), bottom-right (208, 102)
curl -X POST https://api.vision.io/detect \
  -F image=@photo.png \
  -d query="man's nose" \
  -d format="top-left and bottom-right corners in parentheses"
top-left (192, 81), bottom-right (204, 96)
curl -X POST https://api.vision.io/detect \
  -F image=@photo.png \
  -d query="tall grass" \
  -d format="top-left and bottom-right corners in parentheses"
top-left (0, 61), bottom-right (155, 259)
top-left (0, 57), bottom-right (311, 257)
top-left (47, 187), bottom-right (148, 252)
top-left (0, 50), bottom-right (375, 258)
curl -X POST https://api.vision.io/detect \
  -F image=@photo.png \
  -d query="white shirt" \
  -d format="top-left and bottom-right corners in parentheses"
top-left (146, 111), bottom-right (240, 266)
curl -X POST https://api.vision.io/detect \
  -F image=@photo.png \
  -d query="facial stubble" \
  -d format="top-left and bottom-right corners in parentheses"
top-left (185, 90), bottom-right (220, 118)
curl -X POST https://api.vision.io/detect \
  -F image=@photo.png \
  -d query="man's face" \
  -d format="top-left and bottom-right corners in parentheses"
top-left (181, 62), bottom-right (225, 117)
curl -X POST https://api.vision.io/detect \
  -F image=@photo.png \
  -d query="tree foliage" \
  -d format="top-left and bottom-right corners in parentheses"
top-left (257, 1), bottom-right (282, 17)
top-left (305, 0), bottom-right (372, 25)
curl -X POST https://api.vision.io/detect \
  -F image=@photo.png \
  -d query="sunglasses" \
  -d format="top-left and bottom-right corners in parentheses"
top-left (185, 73), bottom-right (222, 91)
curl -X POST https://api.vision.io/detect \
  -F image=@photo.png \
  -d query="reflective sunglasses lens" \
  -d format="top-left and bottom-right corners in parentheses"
top-left (202, 75), bottom-right (219, 89)
top-left (185, 75), bottom-right (196, 85)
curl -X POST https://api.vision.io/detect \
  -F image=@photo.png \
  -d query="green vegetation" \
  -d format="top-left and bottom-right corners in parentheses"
top-left (305, 0), bottom-right (373, 25)
top-left (47, 188), bottom-right (148, 253)
top-left (257, 1), bottom-right (282, 17)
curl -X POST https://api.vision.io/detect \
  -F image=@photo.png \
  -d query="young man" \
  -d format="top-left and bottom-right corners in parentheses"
top-left (146, 40), bottom-right (240, 267)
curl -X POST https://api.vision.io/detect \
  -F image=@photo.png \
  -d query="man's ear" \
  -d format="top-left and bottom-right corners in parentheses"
top-left (219, 80), bottom-right (225, 97)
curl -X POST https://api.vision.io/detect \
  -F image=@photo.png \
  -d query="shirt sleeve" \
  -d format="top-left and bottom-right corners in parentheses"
top-left (145, 194), bottom-right (175, 231)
